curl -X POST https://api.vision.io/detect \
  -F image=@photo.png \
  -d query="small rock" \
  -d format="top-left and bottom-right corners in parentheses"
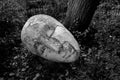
top-left (21, 68), bottom-right (26, 71)
top-left (33, 73), bottom-right (40, 80)
top-left (0, 78), bottom-right (4, 80)
top-left (9, 73), bottom-right (15, 76)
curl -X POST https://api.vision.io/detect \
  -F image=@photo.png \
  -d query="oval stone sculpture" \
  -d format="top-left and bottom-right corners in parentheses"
top-left (21, 14), bottom-right (80, 62)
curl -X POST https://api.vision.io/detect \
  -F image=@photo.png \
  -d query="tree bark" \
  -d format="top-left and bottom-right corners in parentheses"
top-left (63, 0), bottom-right (100, 32)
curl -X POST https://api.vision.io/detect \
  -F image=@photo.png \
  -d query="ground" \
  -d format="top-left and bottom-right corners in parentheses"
top-left (0, 0), bottom-right (120, 80)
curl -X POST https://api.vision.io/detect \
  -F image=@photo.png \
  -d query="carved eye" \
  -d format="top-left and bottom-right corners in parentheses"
top-left (43, 24), bottom-right (55, 37)
top-left (34, 42), bottom-right (46, 55)
top-left (58, 41), bottom-right (75, 57)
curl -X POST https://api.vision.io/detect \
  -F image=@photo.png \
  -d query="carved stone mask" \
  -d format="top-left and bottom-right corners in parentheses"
top-left (21, 14), bottom-right (80, 62)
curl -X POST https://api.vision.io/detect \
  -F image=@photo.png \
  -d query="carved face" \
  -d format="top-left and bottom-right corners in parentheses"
top-left (21, 14), bottom-right (80, 62)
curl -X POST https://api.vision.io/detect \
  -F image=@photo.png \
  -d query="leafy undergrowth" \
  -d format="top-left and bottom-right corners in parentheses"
top-left (1, 0), bottom-right (120, 80)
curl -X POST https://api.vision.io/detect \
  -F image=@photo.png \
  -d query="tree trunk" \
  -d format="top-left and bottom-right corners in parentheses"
top-left (63, 0), bottom-right (100, 32)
